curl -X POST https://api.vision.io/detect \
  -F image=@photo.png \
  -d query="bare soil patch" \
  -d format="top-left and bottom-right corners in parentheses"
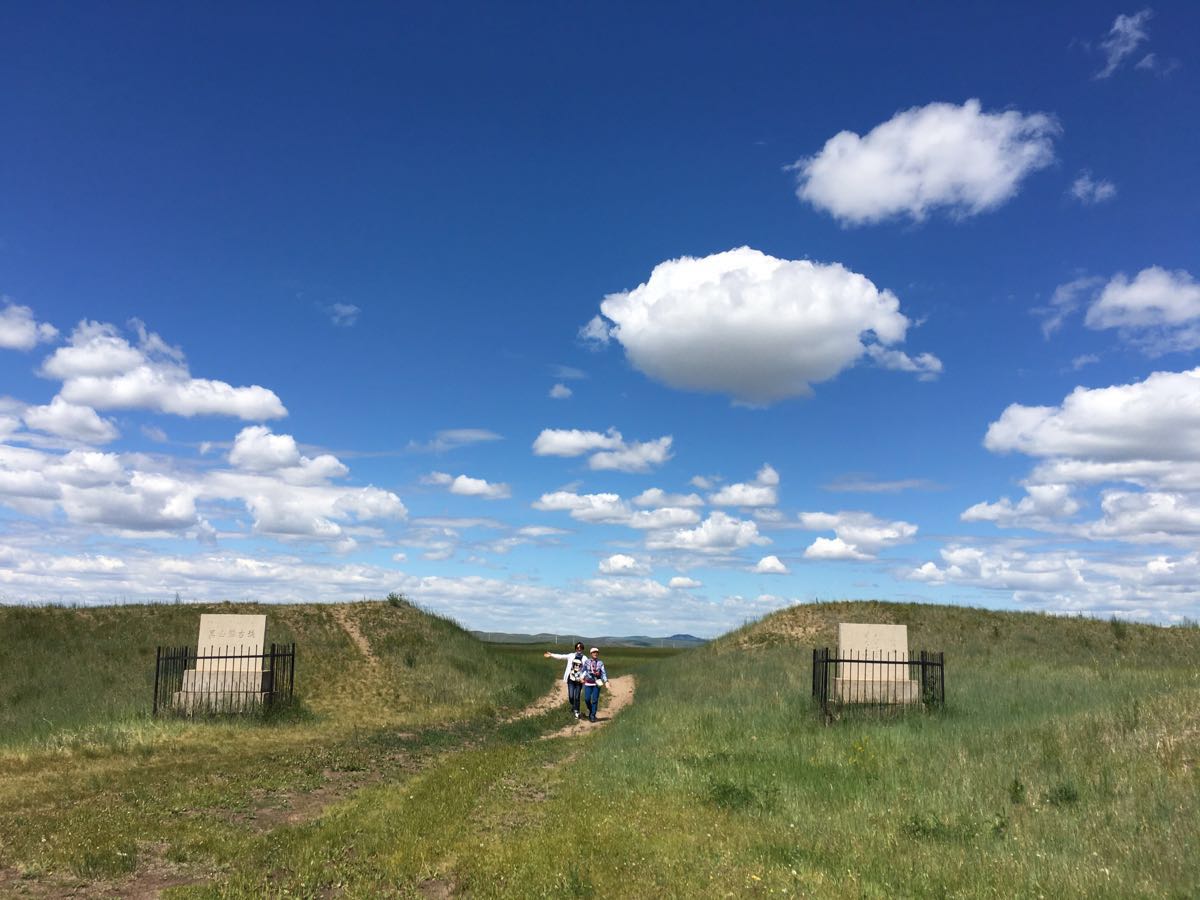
top-left (331, 605), bottom-right (379, 666)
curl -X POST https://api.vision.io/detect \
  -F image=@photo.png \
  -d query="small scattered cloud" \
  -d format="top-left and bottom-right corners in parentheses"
top-left (326, 303), bottom-right (360, 327)
top-left (791, 99), bottom-right (1058, 225)
top-left (1085, 267), bottom-right (1200, 352)
top-left (645, 511), bottom-right (770, 553)
top-left (1095, 9), bottom-right (1153, 79)
top-left (423, 471), bottom-right (511, 500)
top-left (1070, 171), bottom-right (1117, 204)
top-left (798, 510), bottom-right (918, 559)
top-left (549, 383), bottom-right (572, 399)
top-left (753, 554), bottom-right (789, 574)
top-left (668, 576), bottom-right (702, 589)
top-left (532, 428), bottom-right (673, 473)
top-left (0, 301), bottom-right (58, 350)
top-left (598, 553), bottom-right (648, 575)
top-left (709, 464), bottom-right (780, 507)
top-left (822, 474), bottom-right (941, 493)
top-left (632, 487), bottom-right (704, 508)
top-left (408, 429), bottom-right (503, 453)
top-left (141, 425), bottom-right (168, 443)
top-left (1035, 275), bottom-right (1105, 337)
top-left (549, 364), bottom-right (587, 380)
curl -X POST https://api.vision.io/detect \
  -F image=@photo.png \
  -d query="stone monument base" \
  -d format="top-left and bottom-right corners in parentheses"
top-left (172, 669), bottom-right (273, 713)
top-left (834, 677), bottom-right (920, 704)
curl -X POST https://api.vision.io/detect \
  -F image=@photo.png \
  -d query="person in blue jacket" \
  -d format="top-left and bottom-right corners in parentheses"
top-left (543, 641), bottom-right (587, 719)
top-left (580, 647), bottom-right (609, 722)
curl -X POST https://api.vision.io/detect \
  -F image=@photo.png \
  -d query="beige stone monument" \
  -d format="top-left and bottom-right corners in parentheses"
top-left (175, 614), bottom-right (269, 712)
top-left (835, 622), bottom-right (919, 704)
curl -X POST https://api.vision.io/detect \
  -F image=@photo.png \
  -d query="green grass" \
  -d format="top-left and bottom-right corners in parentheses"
top-left (1, 599), bottom-right (1197, 897)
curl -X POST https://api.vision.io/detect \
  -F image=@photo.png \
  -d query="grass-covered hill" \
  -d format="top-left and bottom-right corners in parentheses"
top-left (0, 598), bottom-right (548, 747)
top-left (2, 598), bottom-right (1198, 897)
top-left (723, 597), bottom-right (1200, 664)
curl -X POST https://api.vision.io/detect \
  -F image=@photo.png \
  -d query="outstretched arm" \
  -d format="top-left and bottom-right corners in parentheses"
top-left (544, 651), bottom-right (572, 659)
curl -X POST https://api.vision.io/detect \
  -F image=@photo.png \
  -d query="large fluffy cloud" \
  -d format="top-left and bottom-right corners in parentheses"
top-left (583, 247), bottom-right (938, 405)
top-left (792, 100), bottom-right (1057, 225)
top-left (43, 321), bottom-right (286, 420)
top-left (985, 368), bottom-right (1200, 463)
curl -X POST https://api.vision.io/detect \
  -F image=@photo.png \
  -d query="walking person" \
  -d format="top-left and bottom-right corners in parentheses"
top-left (543, 641), bottom-right (587, 719)
top-left (580, 647), bottom-right (609, 723)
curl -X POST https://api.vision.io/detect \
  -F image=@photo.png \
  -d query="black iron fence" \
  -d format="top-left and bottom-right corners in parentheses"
top-left (153, 643), bottom-right (296, 715)
top-left (812, 647), bottom-right (944, 718)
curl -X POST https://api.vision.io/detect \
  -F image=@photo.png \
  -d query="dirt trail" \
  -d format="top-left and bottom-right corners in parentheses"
top-left (509, 676), bottom-right (636, 736)
top-left (331, 605), bottom-right (379, 666)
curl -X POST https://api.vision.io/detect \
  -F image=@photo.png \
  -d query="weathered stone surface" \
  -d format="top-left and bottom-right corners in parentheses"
top-left (835, 622), bottom-right (918, 704)
top-left (196, 614), bottom-right (266, 673)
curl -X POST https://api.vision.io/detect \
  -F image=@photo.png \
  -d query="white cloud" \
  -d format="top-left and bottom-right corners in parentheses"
top-left (804, 537), bottom-right (871, 561)
top-left (709, 464), bottom-right (780, 507)
top-left (549, 383), bottom-right (572, 399)
top-left (863, 345), bottom-right (944, 380)
top-left (424, 471), bottom-right (511, 500)
top-left (1070, 171), bottom-right (1117, 204)
top-left (1095, 9), bottom-right (1153, 79)
top-left (792, 99), bottom-right (1057, 225)
top-left (985, 368), bottom-right (1200, 462)
top-left (798, 510), bottom-right (918, 559)
top-left (589, 436), bottom-right (673, 473)
top-left (549, 365), bottom-right (587, 380)
top-left (586, 577), bottom-right (672, 600)
top-left (229, 425), bottom-right (302, 470)
top-left (1084, 268), bottom-right (1200, 352)
top-left (645, 511), bottom-right (770, 553)
top-left (0, 301), bottom-right (58, 350)
top-left (532, 428), bottom-right (623, 457)
top-left (327, 303), bottom-right (360, 327)
top-left (753, 554), bottom-right (789, 574)
top-left (598, 553), bottom-right (648, 575)
top-left (588, 247), bottom-right (936, 405)
top-left (1037, 275), bottom-right (1105, 337)
top-left (532, 490), bottom-right (631, 524)
top-left (627, 506), bottom-right (702, 530)
top-left (668, 576), bottom-right (702, 589)
top-left (44, 321), bottom-right (286, 420)
top-left (23, 397), bottom-right (119, 444)
top-left (632, 487), bottom-right (704, 508)
top-left (533, 428), bottom-right (673, 473)
top-left (962, 483), bottom-right (1081, 528)
top-left (229, 426), bottom-right (348, 483)
top-left (690, 475), bottom-right (716, 490)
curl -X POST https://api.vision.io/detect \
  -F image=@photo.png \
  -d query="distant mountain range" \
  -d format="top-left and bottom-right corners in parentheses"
top-left (470, 630), bottom-right (707, 648)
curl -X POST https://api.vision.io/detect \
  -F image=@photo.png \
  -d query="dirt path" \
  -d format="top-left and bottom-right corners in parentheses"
top-left (331, 605), bottom-right (379, 666)
top-left (509, 676), bottom-right (637, 736)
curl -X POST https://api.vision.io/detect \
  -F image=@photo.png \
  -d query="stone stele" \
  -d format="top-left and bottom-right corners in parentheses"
top-left (174, 614), bottom-right (270, 712)
top-left (835, 622), bottom-right (919, 704)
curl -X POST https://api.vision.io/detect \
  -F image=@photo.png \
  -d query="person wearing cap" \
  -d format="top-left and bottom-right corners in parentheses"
top-left (580, 647), bottom-right (609, 722)
top-left (543, 641), bottom-right (587, 719)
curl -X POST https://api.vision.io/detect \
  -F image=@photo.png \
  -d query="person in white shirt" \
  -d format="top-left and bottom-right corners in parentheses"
top-left (543, 641), bottom-right (587, 719)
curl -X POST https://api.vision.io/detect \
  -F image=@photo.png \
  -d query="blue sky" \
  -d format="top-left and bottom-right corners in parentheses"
top-left (2, 3), bottom-right (1198, 635)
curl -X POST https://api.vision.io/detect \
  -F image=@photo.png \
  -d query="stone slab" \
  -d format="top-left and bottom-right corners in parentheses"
top-left (836, 623), bottom-right (915, 702)
top-left (196, 614), bottom-right (266, 673)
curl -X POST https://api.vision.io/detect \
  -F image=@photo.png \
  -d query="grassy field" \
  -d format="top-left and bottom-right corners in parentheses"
top-left (1, 599), bottom-right (1198, 897)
